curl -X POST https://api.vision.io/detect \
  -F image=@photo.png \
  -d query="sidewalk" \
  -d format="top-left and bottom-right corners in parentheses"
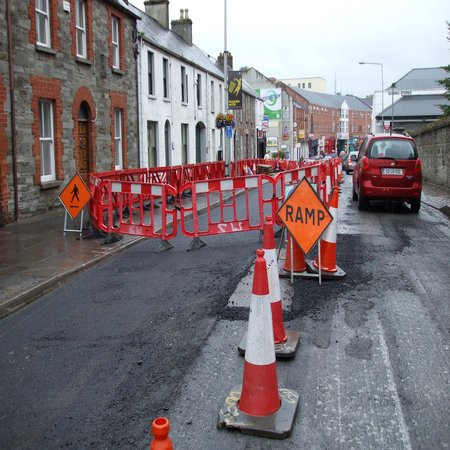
top-left (0, 182), bottom-right (449, 319)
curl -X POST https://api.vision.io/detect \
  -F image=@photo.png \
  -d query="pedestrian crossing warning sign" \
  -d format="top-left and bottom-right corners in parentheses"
top-left (58, 173), bottom-right (91, 219)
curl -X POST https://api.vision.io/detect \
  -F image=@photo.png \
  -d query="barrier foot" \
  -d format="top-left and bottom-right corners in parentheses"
top-left (187, 237), bottom-right (207, 251)
top-left (100, 233), bottom-right (122, 245)
top-left (305, 259), bottom-right (346, 278)
top-left (218, 385), bottom-right (299, 439)
top-left (238, 330), bottom-right (301, 360)
top-left (158, 239), bottom-right (174, 252)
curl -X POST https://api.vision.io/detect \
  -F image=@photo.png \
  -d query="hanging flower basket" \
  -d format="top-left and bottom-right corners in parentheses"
top-left (216, 112), bottom-right (235, 129)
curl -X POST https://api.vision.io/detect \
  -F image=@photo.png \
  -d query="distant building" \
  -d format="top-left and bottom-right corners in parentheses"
top-left (374, 67), bottom-right (448, 133)
top-left (279, 77), bottom-right (327, 94)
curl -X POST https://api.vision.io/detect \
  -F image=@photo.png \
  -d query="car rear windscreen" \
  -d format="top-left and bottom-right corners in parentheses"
top-left (369, 140), bottom-right (417, 159)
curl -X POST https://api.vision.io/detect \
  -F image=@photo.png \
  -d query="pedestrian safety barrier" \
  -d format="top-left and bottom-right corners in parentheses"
top-left (88, 157), bottom-right (341, 249)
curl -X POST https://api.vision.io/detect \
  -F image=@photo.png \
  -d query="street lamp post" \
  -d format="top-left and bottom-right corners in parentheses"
top-left (390, 83), bottom-right (396, 135)
top-left (359, 61), bottom-right (384, 132)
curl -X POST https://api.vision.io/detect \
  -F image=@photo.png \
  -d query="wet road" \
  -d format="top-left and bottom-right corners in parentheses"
top-left (1, 174), bottom-right (449, 449)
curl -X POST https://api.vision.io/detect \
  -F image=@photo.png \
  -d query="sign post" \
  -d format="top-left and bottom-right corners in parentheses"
top-left (277, 177), bottom-right (333, 284)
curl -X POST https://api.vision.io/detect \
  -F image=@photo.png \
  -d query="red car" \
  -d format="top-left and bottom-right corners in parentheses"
top-left (352, 134), bottom-right (422, 212)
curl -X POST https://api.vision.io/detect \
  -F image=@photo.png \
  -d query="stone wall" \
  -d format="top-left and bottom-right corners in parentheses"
top-left (1, 1), bottom-right (138, 221)
top-left (411, 116), bottom-right (450, 188)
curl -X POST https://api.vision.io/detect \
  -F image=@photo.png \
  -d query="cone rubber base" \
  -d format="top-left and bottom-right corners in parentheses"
top-left (218, 385), bottom-right (299, 439)
top-left (305, 259), bottom-right (346, 278)
top-left (238, 330), bottom-right (300, 360)
top-left (278, 268), bottom-right (319, 279)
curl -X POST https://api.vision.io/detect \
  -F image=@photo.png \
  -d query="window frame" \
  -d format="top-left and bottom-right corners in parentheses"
top-left (181, 66), bottom-right (188, 103)
top-left (163, 58), bottom-right (170, 99)
top-left (114, 108), bottom-right (123, 170)
top-left (148, 51), bottom-right (155, 96)
top-left (36, 0), bottom-right (51, 47)
top-left (111, 16), bottom-right (120, 70)
top-left (75, 0), bottom-right (87, 58)
top-left (197, 73), bottom-right (202, 108)
top-left (39, 99), bottom-right (56, 182)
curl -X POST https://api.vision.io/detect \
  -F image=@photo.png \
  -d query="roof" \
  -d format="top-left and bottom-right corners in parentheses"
top-left (290, 87), bottom-right (371, 111)
top-left (393, 68), bottom-right (446, 91)
top-left (129, 4), bottom-right (259, 98)
top-left (378, 94), bottom-right (448, 118)
top-left (104, 0), bottom-right (140, 19)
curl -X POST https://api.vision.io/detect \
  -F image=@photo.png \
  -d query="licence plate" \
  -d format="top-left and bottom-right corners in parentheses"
top-left (382, 168), bottom-right (403, 175)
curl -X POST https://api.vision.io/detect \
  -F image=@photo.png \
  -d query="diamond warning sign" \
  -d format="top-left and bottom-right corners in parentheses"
top-left (277, 177), bottom-right (333, 255)
top-left (58, 173), bottom-right (91, 220)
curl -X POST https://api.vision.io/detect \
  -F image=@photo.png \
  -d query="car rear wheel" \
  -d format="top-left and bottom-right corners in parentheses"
top-left (357, 191), bottom-right (369, 210)
top-left (410, 198), bottom-right (421, 213)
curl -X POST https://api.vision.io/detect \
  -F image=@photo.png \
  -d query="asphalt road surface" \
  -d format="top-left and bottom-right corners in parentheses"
top-left (1, 174), bottom-right (449, 449)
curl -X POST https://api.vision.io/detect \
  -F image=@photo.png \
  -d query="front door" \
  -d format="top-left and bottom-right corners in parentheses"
top-left (78, 121), bottom-right (89, 183)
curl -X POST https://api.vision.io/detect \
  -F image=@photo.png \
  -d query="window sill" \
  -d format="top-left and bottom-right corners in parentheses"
top-left (148, 94), bottom-right (157, 100)
top-left (75, 56), bottom-right (92, 66)
top-left (112, 68), bottom-right (124, 76)
top-left (163, 97), bottom-right (171, 103)
top-left (35, 45), bottom-right (57, 56)
top-left (40, 180), bottom-right (61, 190)
top-left (181, 102), bottom-right (188, 107)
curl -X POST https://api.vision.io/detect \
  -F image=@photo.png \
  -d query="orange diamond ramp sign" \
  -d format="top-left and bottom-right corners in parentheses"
top-left (277, 177), bottom-right (333, 255)
top-left (59, 173), bottom-right (91, 220)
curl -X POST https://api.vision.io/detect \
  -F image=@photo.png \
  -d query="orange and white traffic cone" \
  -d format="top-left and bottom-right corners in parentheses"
top-left (306, 188), bottom-right (346, 278)
top-left (219, 249), bottom-right (299, 438)
top-left (150, 417), bottom-right (173, 450)
top-left (239, 218), bottom-right (300, 358)
top-left (283, 233), bottom-right (306, 274)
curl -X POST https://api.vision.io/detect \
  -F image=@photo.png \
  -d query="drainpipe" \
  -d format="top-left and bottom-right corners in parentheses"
top-left (6, 0), bottom-right (19, 220)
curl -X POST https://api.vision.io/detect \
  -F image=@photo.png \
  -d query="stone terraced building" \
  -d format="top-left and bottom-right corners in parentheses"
top-left (0, 0), bottom-right (139, 223)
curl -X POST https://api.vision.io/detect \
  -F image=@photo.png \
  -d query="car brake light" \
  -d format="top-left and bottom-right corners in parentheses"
top-left (415, 158), bottom-right (422, 173)
top-left (362, 156), bottom-right (370, 171)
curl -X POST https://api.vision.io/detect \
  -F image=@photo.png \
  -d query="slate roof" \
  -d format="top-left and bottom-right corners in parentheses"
top-left (393, 68), bottom-right (446, 91)
top-left (129, 4), bottom-right (259, 98)
top-left (378, 94), bottom-right (448, 118)
top-left (290, 87), bottom-right (371, 111)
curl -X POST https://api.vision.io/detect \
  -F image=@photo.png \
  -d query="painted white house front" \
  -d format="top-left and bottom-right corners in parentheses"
top-left (132, 3), bottom-right (227, 168)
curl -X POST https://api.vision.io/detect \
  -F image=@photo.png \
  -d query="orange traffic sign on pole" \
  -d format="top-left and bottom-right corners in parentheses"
top-left (58, 173), bottom-right (91, 220)
top-left (277, 177), bottom-right (333, 255)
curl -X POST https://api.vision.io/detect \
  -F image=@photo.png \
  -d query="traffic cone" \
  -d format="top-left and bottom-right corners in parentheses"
top-left (150, 417), bottom-right (173, 450)
top-left (306, 188), bottom-right (346, 278)
top-left (239, 217), bottom-right (300, 358)
top-left (218, 249), bottom-right (299, 438)
top-left (283, 233), bottom-right (306, 273)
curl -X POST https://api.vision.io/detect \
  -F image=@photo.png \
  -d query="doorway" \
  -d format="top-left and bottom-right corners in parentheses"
top-left (78, 103), bottom-right (91, 183)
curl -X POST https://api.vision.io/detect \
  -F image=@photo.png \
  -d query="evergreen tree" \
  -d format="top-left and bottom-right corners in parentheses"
top-left (437, 22), bottom-right (450, 116)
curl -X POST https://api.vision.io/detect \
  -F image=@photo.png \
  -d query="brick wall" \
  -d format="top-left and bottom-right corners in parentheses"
top-left (411, 116), bottom-right (450, 188)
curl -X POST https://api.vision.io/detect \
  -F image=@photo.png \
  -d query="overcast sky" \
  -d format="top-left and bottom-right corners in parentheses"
top-left (130, 0), bottom-right (449, 98)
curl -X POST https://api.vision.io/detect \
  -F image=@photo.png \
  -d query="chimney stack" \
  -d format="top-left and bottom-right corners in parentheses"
top-left (171, 8), bottom-right (193, 46)
top-left (144, 0), bottom-right (169, 30)
top-left (218, 51), bottom-right (233, 70)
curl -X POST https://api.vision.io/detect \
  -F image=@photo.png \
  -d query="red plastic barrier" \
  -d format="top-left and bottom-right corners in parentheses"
top-left (94, 180), bottom-right (178, 240)
top-left (271, 162), bottom-right (324, 225)
top-left (179, 175), bottom-right (274, 238)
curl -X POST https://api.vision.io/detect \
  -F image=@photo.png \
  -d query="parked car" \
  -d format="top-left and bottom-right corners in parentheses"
top-left (352, 134), bottom-right (422, 212)
top-left (345, 151), bottom-right (358, 173)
